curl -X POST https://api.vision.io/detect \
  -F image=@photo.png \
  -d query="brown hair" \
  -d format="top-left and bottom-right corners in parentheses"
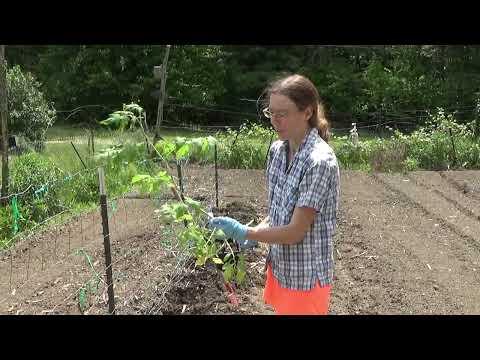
top-left (266, 74), bottom-right (330, 143)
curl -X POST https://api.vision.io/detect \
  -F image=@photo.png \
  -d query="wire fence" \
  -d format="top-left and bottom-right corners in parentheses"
top-left (44, 100), bottom-right (480, 142)
top-left (0, 185), bottom-right (192, 314)
top-left (0, 137), bottom-right (224, 315)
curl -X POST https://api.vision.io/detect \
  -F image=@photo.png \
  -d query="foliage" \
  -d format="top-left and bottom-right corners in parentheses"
top-left (1, 138), bottom-right (160, 249)
top-left (99, 103), bottom-right (145, 132)
top-left (9, 45), bottom-right (227, 125)
top-left (131, 146), bottom-right (248, 286)
top-left (332, 109), bottom-right (480, 172)
top-left (75, 249), bottom-right (102, 314)
top-left (6, 65), bottom-right (56, 150)
top-left (153, 196), bottom-right (247, 286)
top-left (393, 108), bottom-right (480, 170)
top-left (154, 135), bottom-right (217, 163)
top-left (7, 45), bottom-right (480, 128)
top-left (216, 123), bottom-right (275, 169)
top-left (0, 206), bottom-right (14, 246)
top-left (10, 153), bottom-right (63, 222)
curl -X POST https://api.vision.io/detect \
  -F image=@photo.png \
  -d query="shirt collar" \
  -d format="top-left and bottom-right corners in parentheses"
top-left (283, 127), bottom-right (319, 160)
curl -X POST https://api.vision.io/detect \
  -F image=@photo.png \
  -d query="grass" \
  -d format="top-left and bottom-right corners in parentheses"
top-left (46, 124), bottom-right (206, 141)
top-left (42, 125), bottom-right (209, 171)
top-left (43, 143), bottom-right (92, 172)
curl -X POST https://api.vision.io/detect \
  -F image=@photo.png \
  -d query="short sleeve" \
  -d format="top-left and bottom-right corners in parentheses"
top-left (296, 160), bottom-right (334, 211)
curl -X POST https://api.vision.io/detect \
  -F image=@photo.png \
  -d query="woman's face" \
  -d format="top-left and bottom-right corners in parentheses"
top-left (267, 94), bottom-right (311, 141)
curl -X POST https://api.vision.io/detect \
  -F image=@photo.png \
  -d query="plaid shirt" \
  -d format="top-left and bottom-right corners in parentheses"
top-left (265, 128), bottom-right (340, 290)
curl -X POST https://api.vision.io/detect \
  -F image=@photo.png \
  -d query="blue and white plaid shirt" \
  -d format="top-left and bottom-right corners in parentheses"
top-left (265, 127), bottom-right (340, 290)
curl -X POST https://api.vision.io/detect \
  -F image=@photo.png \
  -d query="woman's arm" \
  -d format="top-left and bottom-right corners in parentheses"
top-left (253, 216), bottom-right (270, 230)
top-left (246, 207), bottom-right (316, 245)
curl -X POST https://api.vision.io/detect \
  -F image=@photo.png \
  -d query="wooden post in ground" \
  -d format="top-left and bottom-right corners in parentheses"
top-left (98, 167), bottom-right (116, 314)
top-left (214, 143), bottom-right (219, 208)
top-left (0, 45), bottom-right (9, 206)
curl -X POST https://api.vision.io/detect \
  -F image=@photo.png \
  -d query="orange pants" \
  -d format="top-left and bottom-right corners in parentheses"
top-left (263, 264), bottom-right (331, 315)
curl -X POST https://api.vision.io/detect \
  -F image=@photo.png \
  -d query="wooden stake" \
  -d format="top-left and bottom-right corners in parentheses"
top-left (98, 167), bottom-right (116, 314)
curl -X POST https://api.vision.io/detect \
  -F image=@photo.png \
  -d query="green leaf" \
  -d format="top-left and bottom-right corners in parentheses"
top-left (184, 197), bottom-right (201, 211)
top-left (213, 228), bottom-right (226, 240)
top-left (212, 257), bottom-right (224, 265)
top-left (201, 137), bottom-right (210, 155)
top-left (174, 203), bottom-right (189, 219)
top-left (163, 142), bottom-right (176, 158)
top-left (176, 144), bottom-right (191, 160)
top-left (85, 253), bottom-right (93, 268)
top-left (78, 287), bottom-right (87, 312)
top-left (155, 171), bottom-right (172, 186)
top-left (195, 256), bottom-right (207, 267)
top-left (179, 226), bottom-right (204, 246)
top-left (235, 254), bottom-right (247, 285)
top-left (176, 213), bottom-right (193, 223)
top-left (222, 263), bottom-right (234, 283)
top-left (131, 174), bottom-right (152, 184)
top-left (175, 137), bottom-right (187, 147)
top-left (235, 268), bottom-right (246, 285)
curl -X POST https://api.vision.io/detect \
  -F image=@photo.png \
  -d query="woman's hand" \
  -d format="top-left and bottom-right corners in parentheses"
top-left (208, 216), bottom-right (258, 250)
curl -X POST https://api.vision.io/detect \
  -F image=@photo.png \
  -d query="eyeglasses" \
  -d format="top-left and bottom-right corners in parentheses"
top-left (262, 108), bottom-right (289, 119)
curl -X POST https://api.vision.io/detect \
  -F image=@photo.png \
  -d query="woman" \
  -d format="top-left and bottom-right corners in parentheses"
top-left (209, 74), bottom-right (340, 315)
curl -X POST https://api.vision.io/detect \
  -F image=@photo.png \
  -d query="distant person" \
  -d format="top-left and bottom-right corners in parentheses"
top-left (209, 74), bottom-right (340, 315)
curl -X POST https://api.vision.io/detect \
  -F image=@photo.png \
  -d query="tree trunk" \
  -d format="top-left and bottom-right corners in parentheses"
top-left (0, 45), bottom-right (9, 206)
top-left (154, 45), bottom-right (171, 143)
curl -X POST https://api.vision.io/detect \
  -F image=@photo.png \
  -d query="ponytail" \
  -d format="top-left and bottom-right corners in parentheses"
top-left (308, 103), bottom-right (330, 143)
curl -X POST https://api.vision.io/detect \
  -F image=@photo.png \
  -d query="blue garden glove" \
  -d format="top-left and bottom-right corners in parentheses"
top-left (209, 216), bottom-right (258, 250)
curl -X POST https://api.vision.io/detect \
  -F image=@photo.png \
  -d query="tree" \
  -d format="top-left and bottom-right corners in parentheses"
top-left (7, 65), bottom-right (56, 149)
top-left (1, 45), bottom-right (9, 205)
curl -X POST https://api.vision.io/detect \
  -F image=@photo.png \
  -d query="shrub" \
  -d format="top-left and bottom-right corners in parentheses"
top-left (10, 153), bottom-right (63, 223)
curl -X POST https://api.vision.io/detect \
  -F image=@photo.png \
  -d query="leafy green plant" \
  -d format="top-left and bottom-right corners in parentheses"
top-left (99, 103), bottom-right (145, 132)
top-left (331, 108), bottom-right (480, 172)
top-left (0, 206), bottom-right (14, 247)
top-left (10, 153), bottom-right (64, 221)
top-left (154, 136), bottom-right (217, 163)
top-left (75, 249), bottom-right (103, 314)
top-left (132, 171), bottom-right (172, 194)
top-left (58, 170), bottom-right (99, 207)
top-left (392, 108), bottom-right (480, 170)
top-left (331, 134), bottom-right (374, 170)
top-left (131, 151), bottom-right (248, 286)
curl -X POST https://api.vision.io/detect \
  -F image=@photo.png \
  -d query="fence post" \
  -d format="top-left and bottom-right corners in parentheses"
top-left (176, 162), bottom-right (188, 228)
top-left (0, 45), bottom-right (9, 206)
top-left (98, 167), bottom-right (116, 314)
top-left (214, 143), bottom-right (219, 208)
top-left (71, 142), bottom-right (87, 169)
top-left (176, 161), bottom-right (185, 200)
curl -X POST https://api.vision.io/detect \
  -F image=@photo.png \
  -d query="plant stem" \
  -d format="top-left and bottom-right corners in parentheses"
top-left (137, 120), bottom-right (212, 218)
